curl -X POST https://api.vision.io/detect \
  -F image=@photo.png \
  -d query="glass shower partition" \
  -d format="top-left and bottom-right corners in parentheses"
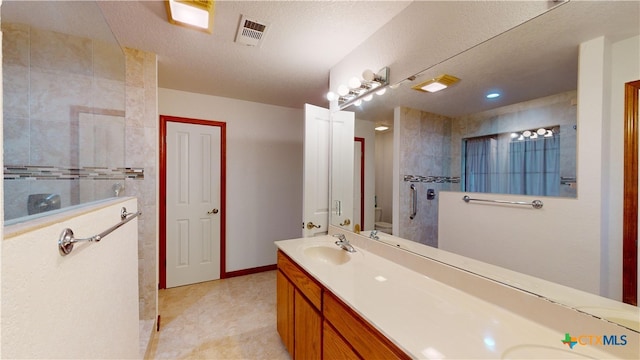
top-left (2, 1), bottom-right (132, 224)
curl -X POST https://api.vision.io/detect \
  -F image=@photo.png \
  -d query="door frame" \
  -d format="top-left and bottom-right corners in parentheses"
top-left (355, 137), bottom-right (365, 230)
top-left (159, 115), bottom-right (227, 289)
top-left (623, 80), bottom-right (640, 305)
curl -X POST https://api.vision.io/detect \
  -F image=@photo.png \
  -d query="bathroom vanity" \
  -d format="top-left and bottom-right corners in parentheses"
top-left (277, 249), bottom-right (409, 360)
top-left (275, 230), bottom-right (639, 359)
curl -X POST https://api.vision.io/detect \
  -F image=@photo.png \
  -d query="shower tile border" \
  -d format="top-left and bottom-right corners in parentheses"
top-left (4, 165), bottom-right (144, 180)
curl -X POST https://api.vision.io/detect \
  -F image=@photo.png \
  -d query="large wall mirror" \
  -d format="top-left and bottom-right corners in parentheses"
top-left (329, 0), bottom-right (639, 331)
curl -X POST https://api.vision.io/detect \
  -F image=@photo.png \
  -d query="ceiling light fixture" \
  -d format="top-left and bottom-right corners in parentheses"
top-left (326, 67), bottom-right (390, 110)
top-left (412, 74), bottom-right (460, 93)
top-left (375, 125), bottom-right (389, 131)
top-left (166, 0), bottom-right (215, 33)
top-left (486, 92), bottom-right (501, 99)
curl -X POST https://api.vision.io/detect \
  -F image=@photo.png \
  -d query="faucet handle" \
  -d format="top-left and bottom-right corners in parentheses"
top-left (332, 233), bottom-right (346, 241)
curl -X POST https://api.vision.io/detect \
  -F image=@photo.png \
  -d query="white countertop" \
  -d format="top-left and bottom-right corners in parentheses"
top-left (275, 235), bottom-right (635, 359)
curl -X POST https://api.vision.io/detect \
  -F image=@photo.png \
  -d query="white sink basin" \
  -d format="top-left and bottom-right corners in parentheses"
top-left (303, 245), bottom-right (353, 265)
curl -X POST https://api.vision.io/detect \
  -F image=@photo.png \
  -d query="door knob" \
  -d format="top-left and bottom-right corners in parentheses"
top-left (207, 208), bottom-right (219, 214)
top-left (306, 222), bottom-right (321, 230)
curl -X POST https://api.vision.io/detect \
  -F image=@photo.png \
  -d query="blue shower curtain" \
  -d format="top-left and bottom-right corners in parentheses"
top-left (464, 137), bottom-right (498, 193)
top-left (508, 136), bottom-right (560, 196)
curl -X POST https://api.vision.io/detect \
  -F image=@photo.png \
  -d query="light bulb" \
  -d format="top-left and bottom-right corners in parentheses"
top-left (531, 133), bottom-right (538, 139)
top-left (545, 130), bottom-right (553, 137)
top-left (376, 88), bottom-right (386, 96)
top-left (337, 85), bottom-right (349, 96)
top-left (354, 99), bottom-right (362, 106)
top-left (537, 128), bottom-right (546, 135)
top-left (523, 130), bottom-right (532, 137)
top-left (326, 91), bottom-right (337, 101)
top-left (510, 133), bottom-right (518, 138)
top-left (364, 94), bottom-right (373, 102)
top-left (348, 77), bottom-right (361, 89)
top-left (362, 69), bottom-right (375, 81)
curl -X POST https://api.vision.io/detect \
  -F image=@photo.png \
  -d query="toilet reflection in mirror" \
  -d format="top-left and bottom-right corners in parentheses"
top-left (374, 207), bottom-right (392, 235)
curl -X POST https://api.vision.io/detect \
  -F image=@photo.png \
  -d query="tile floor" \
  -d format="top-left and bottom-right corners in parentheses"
top-left (146, 271), bottom-right (290, 359)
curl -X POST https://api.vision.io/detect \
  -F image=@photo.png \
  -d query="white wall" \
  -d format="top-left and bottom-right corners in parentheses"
top-left (440, 35), bottom-right (638, 299)
top-left (1, 198), bottom-right (140, 358)
top-left (355, 119), bottom-right (375, 231)
top-left (159, 89), bottom-right (303, 272)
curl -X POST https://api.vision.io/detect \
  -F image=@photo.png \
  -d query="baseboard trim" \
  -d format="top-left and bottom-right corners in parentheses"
top-left (225, 264), bottom-right (277, 278)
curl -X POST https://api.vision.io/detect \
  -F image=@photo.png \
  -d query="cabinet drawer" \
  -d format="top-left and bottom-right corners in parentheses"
top-left (324, 291), bottom-right (410, 360)
top-left (323, 321), bottom-right (361, 360)
top-left (277, 251), bottom-right (322, 310)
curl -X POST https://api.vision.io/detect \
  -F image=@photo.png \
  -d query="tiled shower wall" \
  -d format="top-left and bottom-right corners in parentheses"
top-left (123, 48), bottom-right (158, 348)
top-left (2, 22), bottom-right (128, 220)
top-left (397, 107), bottom-right (453, 247)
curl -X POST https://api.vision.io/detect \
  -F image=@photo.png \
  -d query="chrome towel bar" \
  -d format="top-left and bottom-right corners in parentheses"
top-left (58, 207), bottom-right (142, 256)
top-left (462, 195), bottom-right (543, 209)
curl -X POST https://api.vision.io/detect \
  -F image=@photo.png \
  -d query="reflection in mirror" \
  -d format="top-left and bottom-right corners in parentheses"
top-left (330, 0), bottom-right (640, 330)
top-left (457, 93), bottom-right (576, 198)
top-left (2, 1), bottom-right (128, 224)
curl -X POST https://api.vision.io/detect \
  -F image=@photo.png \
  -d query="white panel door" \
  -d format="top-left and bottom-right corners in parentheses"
top-left (303, 104), bottom-right (330, 237)
top-left (166, 121), bottom-right (221, 288)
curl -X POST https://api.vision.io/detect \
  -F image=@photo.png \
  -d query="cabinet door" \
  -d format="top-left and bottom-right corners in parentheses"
top-left (277, 270), bottom-right (294, 355)
top-left (294, 290), bottom-right (321, 360)
top-left (323, 321), bottom-right (361, 360)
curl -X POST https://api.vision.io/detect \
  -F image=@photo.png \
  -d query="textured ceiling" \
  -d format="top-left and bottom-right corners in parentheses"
top-left (3, 1), bottom-right (638, 116)
top-left (97, 0), bottom-right (412, 109)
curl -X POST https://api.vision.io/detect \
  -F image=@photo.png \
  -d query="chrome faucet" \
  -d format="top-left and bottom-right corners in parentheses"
top-left (369, 230), bottom-right (379, 240)
top-left (333, 234), bottom-right (356, 253)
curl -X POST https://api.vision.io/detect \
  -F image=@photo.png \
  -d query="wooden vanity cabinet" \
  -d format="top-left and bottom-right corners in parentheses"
top-left (322, 321), bottom-right (360, 360)
top-left (276, 270), bottom-right (294, 355)
top-left (277, 250), bottom-right (410, 360)
top-left (323, 291), bottom-right (410, 360)
top-left (277, 251), bottom-right (322, 360)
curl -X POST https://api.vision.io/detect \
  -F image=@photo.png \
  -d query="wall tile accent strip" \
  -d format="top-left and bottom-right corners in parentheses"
top-left (4, 166), bottom-right (144, 180)
top-left (403, 175), bottom-right (460, 184)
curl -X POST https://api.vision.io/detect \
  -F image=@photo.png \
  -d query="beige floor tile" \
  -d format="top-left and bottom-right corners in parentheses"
top-left (147, 271), bottom-right (290, 360)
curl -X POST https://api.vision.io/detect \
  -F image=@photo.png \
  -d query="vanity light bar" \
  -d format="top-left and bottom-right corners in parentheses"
top-left (336, 67), bottom-right (390, 110)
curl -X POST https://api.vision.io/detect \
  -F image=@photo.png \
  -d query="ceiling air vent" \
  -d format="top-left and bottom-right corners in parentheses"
top-left (235, 15), bottom-right (269, 47)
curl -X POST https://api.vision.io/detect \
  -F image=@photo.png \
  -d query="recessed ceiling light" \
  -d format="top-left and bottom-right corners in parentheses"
top-left (375, 126), bottom-right (389, 131)
top-left (412, 74), bottom-right (460, 93)
top-left (486, 92), bottom-right (500, 99)
top-left (166, 0), bottom-right (215, 33)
